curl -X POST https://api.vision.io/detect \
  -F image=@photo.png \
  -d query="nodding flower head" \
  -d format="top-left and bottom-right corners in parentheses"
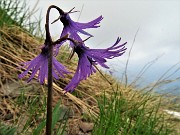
top-left (54, 7), bottom-right (103, 56)
top-left (60, 7), bottom-right (103, 37)
top-left (64, 37), bottom-right (127, 92)
top-left (18, 45), bottom-right (70, 84)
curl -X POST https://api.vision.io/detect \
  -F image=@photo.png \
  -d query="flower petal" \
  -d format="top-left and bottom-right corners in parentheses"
top-left (18, 51), bottom-right (69, 84)
top-left (75, 16), bottom-right (103, 29)
top-left (64, 54), bottom-right (96, 92)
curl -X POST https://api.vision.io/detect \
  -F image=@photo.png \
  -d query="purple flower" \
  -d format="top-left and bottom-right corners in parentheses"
top-left (64, 37), bottom-right (127, 92)
top-left (18, 45), bottom-right (69, 84)
top-left (54, 9), bottom-right (103, 55)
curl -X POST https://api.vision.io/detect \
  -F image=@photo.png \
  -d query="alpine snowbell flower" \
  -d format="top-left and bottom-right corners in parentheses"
top-left (54, 8), bottom-right (103, 55)
top-left (64, 37), bottom-right (127, 92)
top-left (18, 45), bottom-right (69, 84)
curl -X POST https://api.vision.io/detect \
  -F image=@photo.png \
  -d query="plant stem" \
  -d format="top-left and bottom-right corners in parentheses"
top-left (46, 44), bottom-right (53, 135)
top-left (44, 5), bottom-right (76, 135)
top-left (45, 6), bottom-right (53, 135)
top-left (45, 5), bottom-right (66, 135)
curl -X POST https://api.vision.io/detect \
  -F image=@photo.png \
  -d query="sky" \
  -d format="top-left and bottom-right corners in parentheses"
top-left (27, 0), bottom-right (180, 94)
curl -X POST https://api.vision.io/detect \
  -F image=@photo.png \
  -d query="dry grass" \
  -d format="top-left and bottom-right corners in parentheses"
top-left (0, 25), bottom-right (179, 134)
top-left (0, 25), bottom-right (120, 119)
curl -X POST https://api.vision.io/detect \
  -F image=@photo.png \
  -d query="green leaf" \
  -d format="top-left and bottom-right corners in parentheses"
top-left (0, 124), bottom-right (16, 135)
top-left (33, 101), bottom-right (67, 135)
top-left (52, 101), bottom-right (62, 129)
top-left (32, 119), bottom-right (46, 135)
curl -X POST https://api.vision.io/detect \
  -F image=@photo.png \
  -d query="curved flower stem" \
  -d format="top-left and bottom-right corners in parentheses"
top-left (45, 5), bottom-right (75, 135)
top-left (45, 5), bottom-right (64, 135)
top-left (45, 5), bottom-right (53, 135)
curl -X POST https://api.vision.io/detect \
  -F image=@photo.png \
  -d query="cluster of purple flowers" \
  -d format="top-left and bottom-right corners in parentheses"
top-left (18, 8), bottom-right (127, 92)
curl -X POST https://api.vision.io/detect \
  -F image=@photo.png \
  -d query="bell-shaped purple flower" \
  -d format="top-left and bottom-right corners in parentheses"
top-left (54, 9), bottom-right (103, 55)
top-left (18, 45), bottom-right (70, 84)
top-left (64, 37), bottom-right (127, 92)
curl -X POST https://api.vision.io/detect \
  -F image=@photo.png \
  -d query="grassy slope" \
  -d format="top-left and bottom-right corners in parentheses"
top-left (0, 0), bottom-right (180, 135)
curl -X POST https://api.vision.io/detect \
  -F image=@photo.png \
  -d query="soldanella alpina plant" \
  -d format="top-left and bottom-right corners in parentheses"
top-left (18, 5), bottom-right (127, 135)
